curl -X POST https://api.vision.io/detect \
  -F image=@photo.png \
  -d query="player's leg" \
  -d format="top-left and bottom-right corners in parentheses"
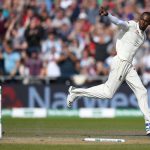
top-left (125, 67), bottom-right (150, 135)
top-left (67, 56), bottom-right (124, 107)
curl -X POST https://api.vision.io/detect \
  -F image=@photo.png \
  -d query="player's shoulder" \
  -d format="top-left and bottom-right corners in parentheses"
top-left (126, 20), bottom-right (137, 27)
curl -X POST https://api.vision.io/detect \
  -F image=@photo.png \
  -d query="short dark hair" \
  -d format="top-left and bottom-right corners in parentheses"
top-left (141, 12), bottom-right (150, 19)
top-left (4, 40), bottom-right (13, 49)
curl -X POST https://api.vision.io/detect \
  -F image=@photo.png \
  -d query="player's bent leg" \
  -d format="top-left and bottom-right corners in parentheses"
top-left (66, 56), bottom-right (123, 107)
top-left (66, 83), bottom-right (115, 108)
top-left (72, 84), bottom-right (113, 99)
top-left (70, 84), bottom-right (114, 99)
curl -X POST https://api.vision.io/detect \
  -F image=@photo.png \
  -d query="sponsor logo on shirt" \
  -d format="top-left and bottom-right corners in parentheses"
top-left (134, 30), bottom-right (144, 40)
top-left (135, 30), bottom-right (139, 35)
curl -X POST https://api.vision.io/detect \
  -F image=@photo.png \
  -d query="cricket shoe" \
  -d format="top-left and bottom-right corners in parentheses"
top-left (67, 86), bottom-right (77, 108)
top-left (145, 121), bottom-right (150, 136)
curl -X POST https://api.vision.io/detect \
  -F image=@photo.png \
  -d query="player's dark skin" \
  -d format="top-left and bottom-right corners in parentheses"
top-left (99, 7), bottom-right (150, 31)
top-left (139, 14), bottom-right (150, 31)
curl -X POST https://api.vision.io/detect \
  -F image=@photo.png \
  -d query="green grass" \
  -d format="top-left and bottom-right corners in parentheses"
top-left (3, 117), bottom-right (144, 137)
top-left (0, 144), bottom-right (150, 150)
top-left (1, 117), bottom-right (150, 150)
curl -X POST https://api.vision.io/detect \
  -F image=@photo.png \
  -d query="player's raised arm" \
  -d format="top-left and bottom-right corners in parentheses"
top-left (99, 7), bottom-right (129, 30)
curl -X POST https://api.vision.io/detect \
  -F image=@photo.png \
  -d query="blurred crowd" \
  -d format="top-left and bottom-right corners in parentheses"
top-left (0, 0), bottom-right (150, 85)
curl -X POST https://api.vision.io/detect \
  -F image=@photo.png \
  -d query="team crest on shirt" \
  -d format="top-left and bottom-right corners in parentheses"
top-left (135, 30), bottom-right (139, 35)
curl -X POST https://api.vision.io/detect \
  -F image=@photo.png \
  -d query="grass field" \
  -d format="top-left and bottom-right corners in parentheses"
top-left (0, 117), bottom-right (150, 150)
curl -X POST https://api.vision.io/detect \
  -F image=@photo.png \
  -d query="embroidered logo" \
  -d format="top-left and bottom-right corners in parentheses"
top-left (135, 30), bottom-right (139, 35)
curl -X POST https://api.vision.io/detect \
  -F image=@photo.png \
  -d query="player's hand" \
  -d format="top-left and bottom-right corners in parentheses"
top-left (99, 7), bottom-right (108, 16)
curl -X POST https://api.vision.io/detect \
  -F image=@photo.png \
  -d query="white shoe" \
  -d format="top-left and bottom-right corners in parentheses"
top-left (67, 86), bottom-right (77, 108)
top-left (145, 121), bottom-right (150, 136)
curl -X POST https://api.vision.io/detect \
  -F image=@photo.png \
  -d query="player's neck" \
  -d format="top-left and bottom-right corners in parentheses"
top-left (137, 22), bottom-right (145, 32)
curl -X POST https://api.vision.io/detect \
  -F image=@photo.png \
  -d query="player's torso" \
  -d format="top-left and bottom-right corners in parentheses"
top-left (116, 21), bottom-right (145, 62)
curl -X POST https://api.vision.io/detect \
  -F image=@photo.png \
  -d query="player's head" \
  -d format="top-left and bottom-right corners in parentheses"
top-left (139, 12), bottom-right (150, 31)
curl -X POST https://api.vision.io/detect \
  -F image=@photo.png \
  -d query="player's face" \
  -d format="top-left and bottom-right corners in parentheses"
top-left (139, 15), bottom-right (150, 31)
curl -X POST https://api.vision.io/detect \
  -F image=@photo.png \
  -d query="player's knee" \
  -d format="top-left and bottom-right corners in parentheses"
top-left (138, 88), bottom-right (148, 99)
top-left (142, 88), bottom-right (147, 96)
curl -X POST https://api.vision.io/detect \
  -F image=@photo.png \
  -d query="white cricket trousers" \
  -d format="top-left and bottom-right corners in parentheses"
top-left (72, 55), bottom-right (150, 121)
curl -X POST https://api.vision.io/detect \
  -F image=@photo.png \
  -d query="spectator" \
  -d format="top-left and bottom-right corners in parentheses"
top-left (22, 7), bottom-right (34, 27)
top-left (0, 50), bottom-right (4, 75)
top-left (0, 8), bottom-right (7, 41)
top-left (86, 0), bottom-right (99, 24)
top-left (92, 23), bottom-right (112, 63)
top-left (69, 39), bottom-right (83, 59)
top-left (2, 40), bottom-right (21, 77)
top-left (41, 32), bottom-right (62, 60)
top-left (105, 45), bottom-right (117, 69)
top-left (0, 0), bottom-right (149, 83)
top-left (80, 49), bottom-right (96, 76)
top-left (43, 46), bottom-right (61, 78)
top-left (5, 21), bottom-right (27, 51)
top-left (58, 42), bottom-right (79, 77)
top-left (52, 8), bottom-right (71, 29)
top-left (25, 17), bottom-right (44, 55)
top-left (57, 20), bottom-right (72, 42)
top-left (67, 0), bottom-right (80, 23)
top-left (42, 17), bottom-right (54, 35)
top-left (25, 52), bottom-right (43, 76)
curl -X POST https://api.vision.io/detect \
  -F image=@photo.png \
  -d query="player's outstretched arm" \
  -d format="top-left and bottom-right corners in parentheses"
top-left (99, 7), bottom-right (129, 30)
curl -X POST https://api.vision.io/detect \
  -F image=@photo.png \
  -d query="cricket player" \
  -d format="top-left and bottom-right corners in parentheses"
top-left (67, 7), bottom-right (150, 135)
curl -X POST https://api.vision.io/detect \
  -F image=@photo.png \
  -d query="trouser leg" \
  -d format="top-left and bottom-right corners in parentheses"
top-left (125, 67), bottom-right (150, 121)
top-left (72, 57), bottom-right (123, 99)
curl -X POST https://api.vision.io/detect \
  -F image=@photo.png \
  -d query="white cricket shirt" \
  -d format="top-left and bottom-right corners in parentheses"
top-left (108, 14), bottom-right (146, 62)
